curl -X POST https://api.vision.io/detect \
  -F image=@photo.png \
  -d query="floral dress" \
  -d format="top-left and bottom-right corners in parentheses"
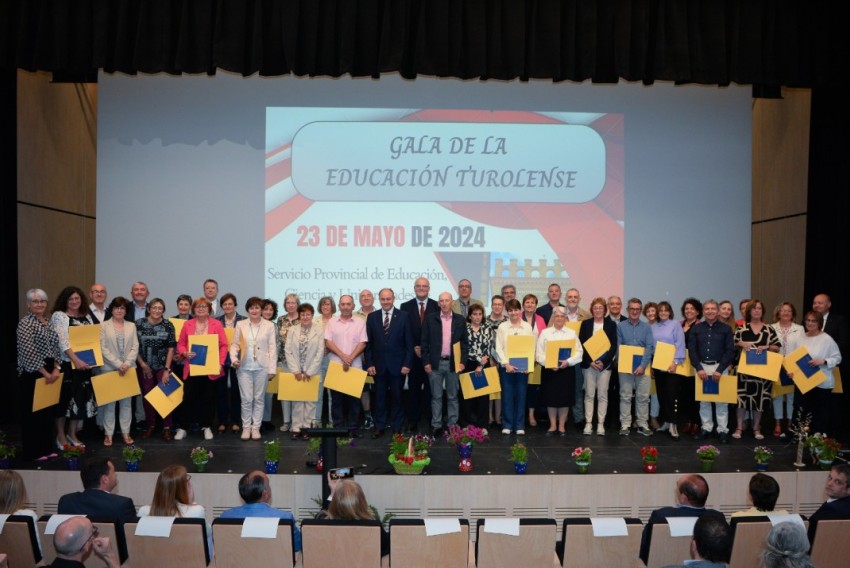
top-left (734, 323), bottom-right (781, 412)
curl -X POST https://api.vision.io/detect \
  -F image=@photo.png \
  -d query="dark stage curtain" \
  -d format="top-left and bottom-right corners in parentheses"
top-left (0, 0), bottom-right (843, 87)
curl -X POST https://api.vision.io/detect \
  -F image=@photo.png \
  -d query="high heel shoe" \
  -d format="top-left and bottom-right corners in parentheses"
top-left (67, 436), bottom-right (85, 448)
top-left (122, 434), bottom-right (134, 445)
top-left (55, 437), bottom-right (65, 450)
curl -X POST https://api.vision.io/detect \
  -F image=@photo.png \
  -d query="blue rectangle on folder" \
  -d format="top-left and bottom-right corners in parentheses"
top-left (632, 354), bottom-right (643, 373)
top-left (157, 378), bottom-right (181, 396)
top-left (509, 357), bottom-right (528, 373)
top-left (779, 367), bottom-right (794, 386)
top-left (470, 371), bottom-right (488, 390)
top-left (796, 354), bottom-right (819, 378)
top-left (558, 347), bottom-right (572, 361)
top-left (192, 344), bottom-right (209, 366)
top-left (746, 349), bottom-right (767, 365)
top-left (77, 349), bottom-right (96, 366)
top-left (702, 379), bottom-right (720, 395)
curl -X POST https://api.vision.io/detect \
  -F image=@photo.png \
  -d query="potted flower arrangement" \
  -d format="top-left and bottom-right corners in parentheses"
top-left (818, 437), bottom-right (842, 470)
top-left (753, 446), bottom-right (773, 471)
top-left (511, 442), bottom-right (528, 474)
top-left (122, 445), bottom-right (145, 472)
top-left (572, 446), bottom-right (592, 473)
top-left (264, 439), bottom-right (282, 474)
top-left (696, 445), bottom-right (719, 472)
top-left (190, 446), bottom-right (213, 472)
top-left (388, 433), bottom-right (431, 475)
top-left (640, 445), bottom-right (658, 473)
top-left (62, 444), bottom-right (85, 470)
top-left (0, 436), bottom-right (15, 469)
top-left (806, 432), bottom-right (825, 465)
top-left (788, 409), bottom-right (812, 467)
top-left (444, 425), bottom-right (489, 472)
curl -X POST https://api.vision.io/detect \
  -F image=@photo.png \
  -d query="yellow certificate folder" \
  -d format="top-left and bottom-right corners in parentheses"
top-left (453, 342), bottom-right (463, 373)
top-left (33, 374), bottom-right (63, 412)
top-left (144, 373), bottom-right (184, 418)
top-left (460, 366), bottom-right (501, 399)
top-left (565, 321), bottom-right (581, 335)
top-left (834, 367), bottom-right (843, 394)
top-left (278, 371), bottom-right (321, 402)
top-left (737, 349), bottom-right (783, 382)
top-left (583, 330), bottom-right (611, 362)
top-left (70, 324), bottom-right (103, 368)
top-left (782, 346), bottom-right (827, 394)
top-left (324, 361), bottom-right (367, 398)
top-left (267, 370), bottom-right (280, 394)
top-left (169, 318), bottom-right (186, 340)
top-left (651, 342), bottom-right (695, 376)
top-left (529, 364), bottom-right (542, 385)
top-left (545, 339), bottom-right (575, 369)
top-left (188, 334), bottom-right (221, 376)
top-left (92, 367), bottom-right (142, 405)
top-left (618, 345), bottom-right (646, 374)
top-left (694, 373), bottom-right (737, 403)
top-left (507, 335), bottom-right (535, 372)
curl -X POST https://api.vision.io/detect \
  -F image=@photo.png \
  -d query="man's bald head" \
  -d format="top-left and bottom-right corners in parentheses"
top-left (54, 516), bottom-right (93, 556)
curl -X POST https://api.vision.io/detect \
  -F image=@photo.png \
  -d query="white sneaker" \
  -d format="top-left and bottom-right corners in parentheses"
top-left (501, 428), bottom-right (510, 435)
top-left (203, 427), bottom-right (213, 440)
top-left (251, 428), bottom-right (261, 440)
top-left (241, 428), bottom-right (250, 441)
top-left (583, 424), bottom-right (593, 435)
top-left (279, 423), bottom-right (291, 432)
top-left (517, 430), bottom-right (525, 436)
top-left (596, 426), bottom-right (606, 435)
top-left (173, 428), bottom-right (187, 440)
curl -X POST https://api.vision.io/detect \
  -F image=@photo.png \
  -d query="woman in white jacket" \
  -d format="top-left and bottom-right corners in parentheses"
top-left (230, 297), bottom-right (278, 440)
top-left (284, 303), bottom-right (325, 439)
top-left (99, 296), bottom-right (139, 447)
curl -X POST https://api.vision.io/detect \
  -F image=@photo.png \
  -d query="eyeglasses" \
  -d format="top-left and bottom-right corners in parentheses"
top-left (30, 299), bottom-right (47, 304)
top-left (805, 319), bottom-right (819, 323)
top-left (78, 526), bottom-right (99, 553)
top-left (91, 290), bottom-right (106, 294)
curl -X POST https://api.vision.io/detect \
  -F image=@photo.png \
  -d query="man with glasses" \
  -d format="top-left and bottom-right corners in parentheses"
top-left (87, 284), bottom-right (111, 323)
top-left (48, 517), bottom-right (120, 567)
top-left (616, 298), bottom-right (655, 436)
top-left (452, 279), bottom-right (481, 318)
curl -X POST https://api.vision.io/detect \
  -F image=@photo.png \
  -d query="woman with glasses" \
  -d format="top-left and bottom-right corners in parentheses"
top-left (284, 303), bottom-right (324, 439)
top-left (770, 302), bottom-right (804, 437)
top-left (790, 311), bottom-right (842, 436)
top-left (135, 298), bottom-right (176, 440)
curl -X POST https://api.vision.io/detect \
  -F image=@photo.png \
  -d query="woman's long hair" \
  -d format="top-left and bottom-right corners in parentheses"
top-left (149, 464), bottom-right (191, 516)
top-left (0, 470), bottom-right (28, 513)
top-left (327, 480), bottom-right (373, 521)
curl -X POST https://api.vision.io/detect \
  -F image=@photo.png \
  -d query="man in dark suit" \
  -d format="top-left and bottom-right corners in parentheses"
top-left (606, 295), bottom-right (628, 431)
top-left (662, 515), bottom-right (732, 568)
top-left (640, 474), bottom-right (725, 563)
top-left (57, 457), bottom-right (136, 523)
top-left (365, 288), bottom-right (414, 438)
top-left (807, 463), bottom-right (850, 543)
top-left (420, 292), bottom-right (469, 437)
top-left (813, 293), bottom-right (850, 443)
top-left (399, 277), bottom-right (439, 432)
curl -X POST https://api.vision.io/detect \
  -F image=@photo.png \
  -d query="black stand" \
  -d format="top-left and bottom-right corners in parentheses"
top-left (302, 427), bottom-right (350, 501)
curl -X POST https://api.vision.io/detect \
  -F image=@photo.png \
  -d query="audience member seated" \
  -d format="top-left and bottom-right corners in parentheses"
top-left (807, 462), bottom-right (850, 543)
top-left (0, 470), bottom-right (41, 552)
top-left (641, 474), bottom-right (725, 563)
top-left (220, 470), bottom-right (302, 552)
top-left (661, 514), bottom-right (732, 568)
top-left (759, 522), bottom-right (815, 568)
top-left (46, 516), bottom-right (120, 568)
top-left (731, 473), bottom-right (788, 517)
top-left (57, 457), bottom-right (136, 524)
top-left (321, 479), bottom-right (389, 557)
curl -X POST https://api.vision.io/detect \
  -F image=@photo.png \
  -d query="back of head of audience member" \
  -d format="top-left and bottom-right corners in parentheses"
top-left (150, 464), bottom-right (192, 516)
top-left (0, 470), bottom-right (28, 513)
top-left (80, 457), bottom-right (115, 491)
top-left (692, 515), bottom-right (732, 564)
top-left (750, 473), bottom-right (781, 512)
top-left (759, 522), bottom-right (815, 568)
top-left (238, 470), bottom-right (270, 504)
top-left (677, 474), bottom-right (709, 507)
top-left (327, 480), bottom-right (373, 521)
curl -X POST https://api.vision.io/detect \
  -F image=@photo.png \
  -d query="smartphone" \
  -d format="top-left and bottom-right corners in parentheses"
top-left (328, 467), bottom-right (355, 480)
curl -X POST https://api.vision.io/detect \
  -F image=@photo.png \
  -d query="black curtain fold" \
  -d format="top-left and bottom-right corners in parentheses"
top-left (0, 0), bottom-right (842, 87)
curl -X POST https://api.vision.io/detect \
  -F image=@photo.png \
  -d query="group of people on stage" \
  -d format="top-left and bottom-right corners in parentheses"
top-left (15, 275), bottom-right (847, 461)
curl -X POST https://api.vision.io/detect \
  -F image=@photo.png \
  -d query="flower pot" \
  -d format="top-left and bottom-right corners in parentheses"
top-left (316, 456), bottom-right (323, 473)
top-left (699, 458), bottom-right (714, 473)
top-left (643, 462), bottom-right (657, 473)
top-left (66, 457), bottom-right (80, 471)
top-left (458, 457), bottom-right (473, 472)
top-left (0, 457), bottom-right (10, 470)
top-left (457, 443), bottom-right (473, 459)
top-left (755, 462), bottom-right (769, 472)
top-left (264, 460), bottom-right (279, 474)
top-left (125, 460), bottom-right (140, 472)
top-left (514, 461), bottom-right (528, 474)
top-left (819, 458), bottom-right (833, 471)
top-left (194, 460), bottom-right (208, 473)
top-left (389, 455), bottom-right (430, 474)
top-left (576, 461), bottom-right (590, 474)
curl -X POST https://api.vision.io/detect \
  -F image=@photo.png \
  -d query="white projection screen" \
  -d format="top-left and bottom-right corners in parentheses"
top-left (97, 72), bottom-right (751, 313)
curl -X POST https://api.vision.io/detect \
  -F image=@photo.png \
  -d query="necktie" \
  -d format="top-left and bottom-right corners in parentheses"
top-left (419, 302), bottom-right (425, 323)
top-left (383, 312), bottom-right (390, 335)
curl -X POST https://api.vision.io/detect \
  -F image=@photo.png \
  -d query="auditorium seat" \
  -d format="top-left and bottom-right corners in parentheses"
top-left (124, 517), bottom-right (210, 567)
top-left (474, 518), bottom-right (559, 568)
top-left (809, 518), bottom-right (850, 568)
top-left (389, 518), bottom-right (472, 567)
top-left (729, 516), bottom-right (807, 568)
top-left (211, 517), bottom-right (297, 568)
top-left (558, 517), bottom-right (643, 568)
top-left (300, 518), bottom-right (383, 568)
top-left (38, 514), bottom-right (128, 567)
top-left (0, 514), bottom-right (42, 567)
top-left (643, 517), bottom-right (696, 568)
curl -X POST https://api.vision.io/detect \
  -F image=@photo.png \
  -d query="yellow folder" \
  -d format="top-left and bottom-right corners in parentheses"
top-left (565, 321), bottom-right (581, 334)
top-left (694, 373), bottom-right (738, 403)
top-left (782, 346), bottom-right (827, 394)
top-left (267, 370), bottom-right (280, 394)
top-left (834, 367), bottom-right (843, 394)
top-left (460, 366), bottom-right (501, 399)
top-left (772, 381), bottom-right (794, 398)
top-left (324, 361), bottom-right (367, 397)
top-left (33, 374), bottom-right (63, 412)
top-left (506, 334), bottom-right (535, 372)
top-left (652, 342), bottom-right (696, 377)
top-left (188, 334), bottom-right (221, 376)
top-left (737, 349), bottom-right (783, 382)
top-left (169, 318), bottom-right (186, 340)
top-left (70, 324), bottom-right (103, 368)
top-left (453, 342), bottom-right (463, 373)
top-left (618, 345), bottom-right (646, 374)
top-left (91, 367), bottom-right (142, 405)
top-left (144, 373), bottom-right (184, 418)
top-left (278, 371), bottom-right (321, 401)
top-left (544, 339), bottom-right (575, 369)
top-left (489, 391), bottom-right (501, 400)
top-left (582, 329), bottom-right (611, 362)
top-left (529, 364), bottom-right (542, 385)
